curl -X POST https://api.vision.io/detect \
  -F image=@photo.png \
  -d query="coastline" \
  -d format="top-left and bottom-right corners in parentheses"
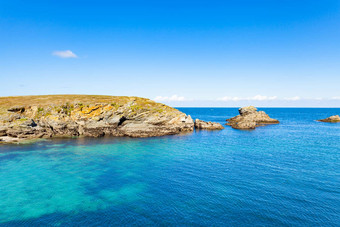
top-left (1, 99), bottom-right (339, 145)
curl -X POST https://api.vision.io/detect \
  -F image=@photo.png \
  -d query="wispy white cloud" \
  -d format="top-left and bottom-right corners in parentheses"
top-left (218, 95), bottom-right (278, 101)
top-left (154, 95), bottom-right (338, 104)
top-left (52, 50), bottom-right (77, 58)
top-left (283, 96), bottom-right (301, 101)
top-left (154, 95), bottom-right (186, 101)
top-left (331, 97), bottom-right (340, 100)
top-left (217, 95), bottom-right (334, 102)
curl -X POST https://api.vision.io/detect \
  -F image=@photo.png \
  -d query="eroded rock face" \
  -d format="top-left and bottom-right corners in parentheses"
top-left (194, 119), bottom-right (224, 130)
top-left (0, 95), bottom-right (194, 143)
top-left (226, 106), bottom-right (279, 130)
top-left (239, 106), bottom-right (257, 116)
top-left (317, 115), bottom-right (340, 123)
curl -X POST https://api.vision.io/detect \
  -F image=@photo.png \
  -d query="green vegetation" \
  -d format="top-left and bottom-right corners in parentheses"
top-left (61, 103), bottom-right (74, 116)
top-left (77, 103), bottom-right (84, 110)
top-left (55, 107), bottom-right (62, 113)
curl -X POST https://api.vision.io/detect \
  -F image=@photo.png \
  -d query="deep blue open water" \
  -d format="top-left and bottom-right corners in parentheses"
top-left (0, 108), bottom-right (339, 226)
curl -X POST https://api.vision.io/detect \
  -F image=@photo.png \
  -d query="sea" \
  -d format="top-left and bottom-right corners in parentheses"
top-left (0, 108), bottom-right (339, 226)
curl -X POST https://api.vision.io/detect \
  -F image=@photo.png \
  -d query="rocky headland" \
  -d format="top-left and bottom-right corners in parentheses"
top-left (226, 106), bottom-right (279, 129)
top-left (194, 119), bottom-right (224, 130)
top-left (0, 95), bottom-right (195, 143)
top-left (317, 115), bottom-right (340, 123)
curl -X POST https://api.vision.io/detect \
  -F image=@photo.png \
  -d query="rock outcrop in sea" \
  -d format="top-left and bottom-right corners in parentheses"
top-left (226, 106), bottom-right (279, 129)
top-left (0, 95), bottom-right (194, 142)
top-left (317, 115), bottom-right (340, 123)
top-left (194, 119), bottom-right (224, 130)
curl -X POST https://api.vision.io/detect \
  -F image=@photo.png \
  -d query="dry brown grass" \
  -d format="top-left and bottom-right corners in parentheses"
top-left (0, 95), bottom-right (152, 106)
top-left (0, 95), bottom-right (177, 114)
top-left (0, 95), bottom-right (134, 107)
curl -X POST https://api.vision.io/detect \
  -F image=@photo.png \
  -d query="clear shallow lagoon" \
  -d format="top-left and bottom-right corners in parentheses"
top-left (0, 108), bottom-right (339, 226)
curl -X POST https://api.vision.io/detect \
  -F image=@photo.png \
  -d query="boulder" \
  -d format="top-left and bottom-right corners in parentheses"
top-left (0, 136), bottom-right (21, 143)
top-left (194, 119), bottom-right (224, 130)
top-left (317, 115), bottom-right (340, 123)
top-left (226, 106), bottom-right (279, 130)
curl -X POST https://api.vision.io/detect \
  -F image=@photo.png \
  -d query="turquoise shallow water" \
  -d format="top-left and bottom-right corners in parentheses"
top-left (0, 108), bottom-right (339, 226)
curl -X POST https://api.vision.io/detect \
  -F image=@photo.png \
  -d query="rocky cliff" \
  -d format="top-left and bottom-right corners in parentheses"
top-left (0, 95), bottom-right (194, 143)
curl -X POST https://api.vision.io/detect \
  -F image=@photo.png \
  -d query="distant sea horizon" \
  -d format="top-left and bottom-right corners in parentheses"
top-left (175, 106), bottom-right (340, 108)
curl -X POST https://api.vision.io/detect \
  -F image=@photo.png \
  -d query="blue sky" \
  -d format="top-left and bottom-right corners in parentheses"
top-left (1, 0), bottom-right (340, 107)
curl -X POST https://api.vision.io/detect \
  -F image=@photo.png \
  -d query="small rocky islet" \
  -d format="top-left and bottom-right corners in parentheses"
top-left (317, 115), bottom-right (340, 123)
top-left (226, 106), bottom-right (279, 129)
top-left (194, 119), bottom-right (224, 130)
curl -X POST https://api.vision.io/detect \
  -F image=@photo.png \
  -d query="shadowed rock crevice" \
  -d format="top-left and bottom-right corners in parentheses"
top-left (7, 106), bottom-right (25, 113)
top-left (118, 116), bottom-right (127, 126)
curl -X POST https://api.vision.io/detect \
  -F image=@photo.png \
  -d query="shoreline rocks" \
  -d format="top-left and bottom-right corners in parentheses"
top-left (317, 115), bottom-right (340, 123)
top-left (226, 106), bottom-right (279, 130)
top-left (194, 119), bottom-right (224, 130)
top-left (0, 136), bottom-right (22, 143)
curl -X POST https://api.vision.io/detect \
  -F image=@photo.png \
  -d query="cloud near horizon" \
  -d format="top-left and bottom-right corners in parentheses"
top-left (152, 95), bottom-right (339, 107)
top-left (154, 95), bottom-right (186, 102)
top-left (218, 95), bottom-right (278, 101)
top-left (154, 95), bottom-right (337, 103)
top-left (217, 95), bottom-right (336, 102)
top-left (283, 96), bottom-right (301, 101)
top-left (52, 50), bottom-right (77, 58)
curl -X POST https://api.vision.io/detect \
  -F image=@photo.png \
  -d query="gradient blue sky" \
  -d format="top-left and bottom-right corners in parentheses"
top-left (1, 0), bottom-right (340, 106)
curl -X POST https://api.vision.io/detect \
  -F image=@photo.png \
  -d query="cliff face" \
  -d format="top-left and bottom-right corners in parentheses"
top-left (0, 95), bottom-right (194, 142)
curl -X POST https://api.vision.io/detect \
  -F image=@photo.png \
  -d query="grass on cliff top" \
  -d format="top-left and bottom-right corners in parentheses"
top-left (0, 95), bottom-right (178, 114)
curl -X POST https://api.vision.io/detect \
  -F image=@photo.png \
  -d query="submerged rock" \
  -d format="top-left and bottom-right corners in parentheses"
top-left (226, 106), bottom-right (279, 130)
top-left (0, 95), bottom-right (194, 143)
top-left (317, 115), bottom-right (340, 123)
top-left (194, 119), bottom-right (224, 130)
